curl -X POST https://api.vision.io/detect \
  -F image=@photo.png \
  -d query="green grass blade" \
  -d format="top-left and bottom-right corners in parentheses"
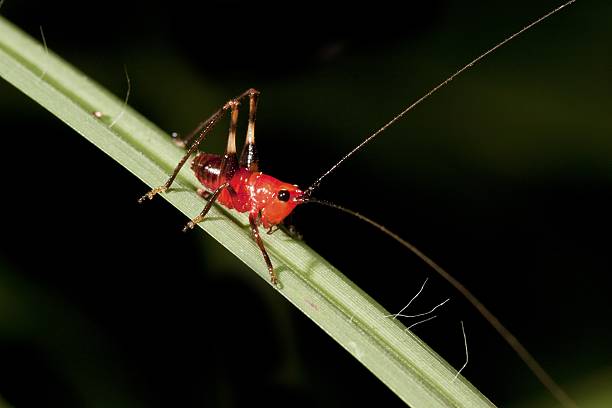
top-left (0, 16), bottom-right (494, 407)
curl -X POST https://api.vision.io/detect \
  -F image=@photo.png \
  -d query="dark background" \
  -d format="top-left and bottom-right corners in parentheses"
top-left (1, 1), bottom-right (611, 407)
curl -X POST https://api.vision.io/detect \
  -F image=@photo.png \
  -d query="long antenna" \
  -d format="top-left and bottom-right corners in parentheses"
top-left (307, 198), bottom-right (577, 408)
top-left (306, 0), bottom-right (577, 195)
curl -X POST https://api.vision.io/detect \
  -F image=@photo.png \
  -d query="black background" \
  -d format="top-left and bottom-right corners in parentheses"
top-left (1, 1), bottom-right (611, 407)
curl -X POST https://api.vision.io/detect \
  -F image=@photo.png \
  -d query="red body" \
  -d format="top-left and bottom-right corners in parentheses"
top-left (192, 153), bottom-right (303, 229)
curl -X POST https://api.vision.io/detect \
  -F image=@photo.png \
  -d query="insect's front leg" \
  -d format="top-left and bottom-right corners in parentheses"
top-left (249, 212), bottom-right (277, 285)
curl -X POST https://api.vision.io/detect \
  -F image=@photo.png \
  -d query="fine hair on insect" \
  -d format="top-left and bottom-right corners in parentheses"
top-left (138, 1), bottom-right (578, 407)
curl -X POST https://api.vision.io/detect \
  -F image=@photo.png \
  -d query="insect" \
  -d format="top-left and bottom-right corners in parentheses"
top-left (138, 88), bottom-right (304, 285)
top-left (138, 1), bottom-right (578, 407)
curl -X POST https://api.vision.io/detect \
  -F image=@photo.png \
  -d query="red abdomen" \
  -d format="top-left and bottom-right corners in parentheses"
top-left (191, 152), bottom-right (223, 190)
top-left (191, 153), bottom-right (252, 211)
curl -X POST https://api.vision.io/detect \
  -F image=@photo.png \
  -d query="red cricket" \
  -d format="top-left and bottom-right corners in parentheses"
top-left (138, 89), bottom-right (305, 285)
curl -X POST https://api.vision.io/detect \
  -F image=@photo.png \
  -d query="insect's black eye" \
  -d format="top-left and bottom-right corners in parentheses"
top-left (277, 189), bottom-right (290, 202)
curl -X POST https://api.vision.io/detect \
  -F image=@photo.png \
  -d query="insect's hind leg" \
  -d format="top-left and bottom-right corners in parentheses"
top-left (138, 88), bottom-right (260, 203)
top-left (239, 89), bottom-right (261, 171)
top-left (176, 88), bottom-right (260, 150)
top-left (181, 101), bottom-right (244, 230)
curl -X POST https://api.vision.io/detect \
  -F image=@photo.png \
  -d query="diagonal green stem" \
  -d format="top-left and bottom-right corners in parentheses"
top-left (0, 16), bottom-right (494, 407)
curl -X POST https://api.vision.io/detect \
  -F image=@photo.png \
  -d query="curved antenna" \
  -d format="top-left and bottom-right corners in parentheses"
top-left (306, 197), bottom-right (577, 408)
top-left (305, 0), bottom-right (577, 196)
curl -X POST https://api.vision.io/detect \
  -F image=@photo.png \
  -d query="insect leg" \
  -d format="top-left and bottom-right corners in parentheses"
top-left (182, 182), bottom-right (237, 232)
top-left (239, 89), bottom-right (260, 171)
top-left (138, 106), bottom-right (228, 202)
top-left (249, 213), bottom-right (277, 285)
top-left (138, 88), bottom-right (259, 202)
top-left (218, 99), bottom-right (240, 180)
top-left (182, 103), bottom-right (244, 230)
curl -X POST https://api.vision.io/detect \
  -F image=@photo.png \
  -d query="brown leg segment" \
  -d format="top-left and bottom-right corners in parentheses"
top-left (138, 88), bottom-right (260, 203)
top-left (239, 90), bottom-right (260, 171)
top-left (217, 102), bottom-right (240, 182)
top-left (249, 212), bottom-right (277, 285)
top-left (182, 182), bottom-right (236, 232)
